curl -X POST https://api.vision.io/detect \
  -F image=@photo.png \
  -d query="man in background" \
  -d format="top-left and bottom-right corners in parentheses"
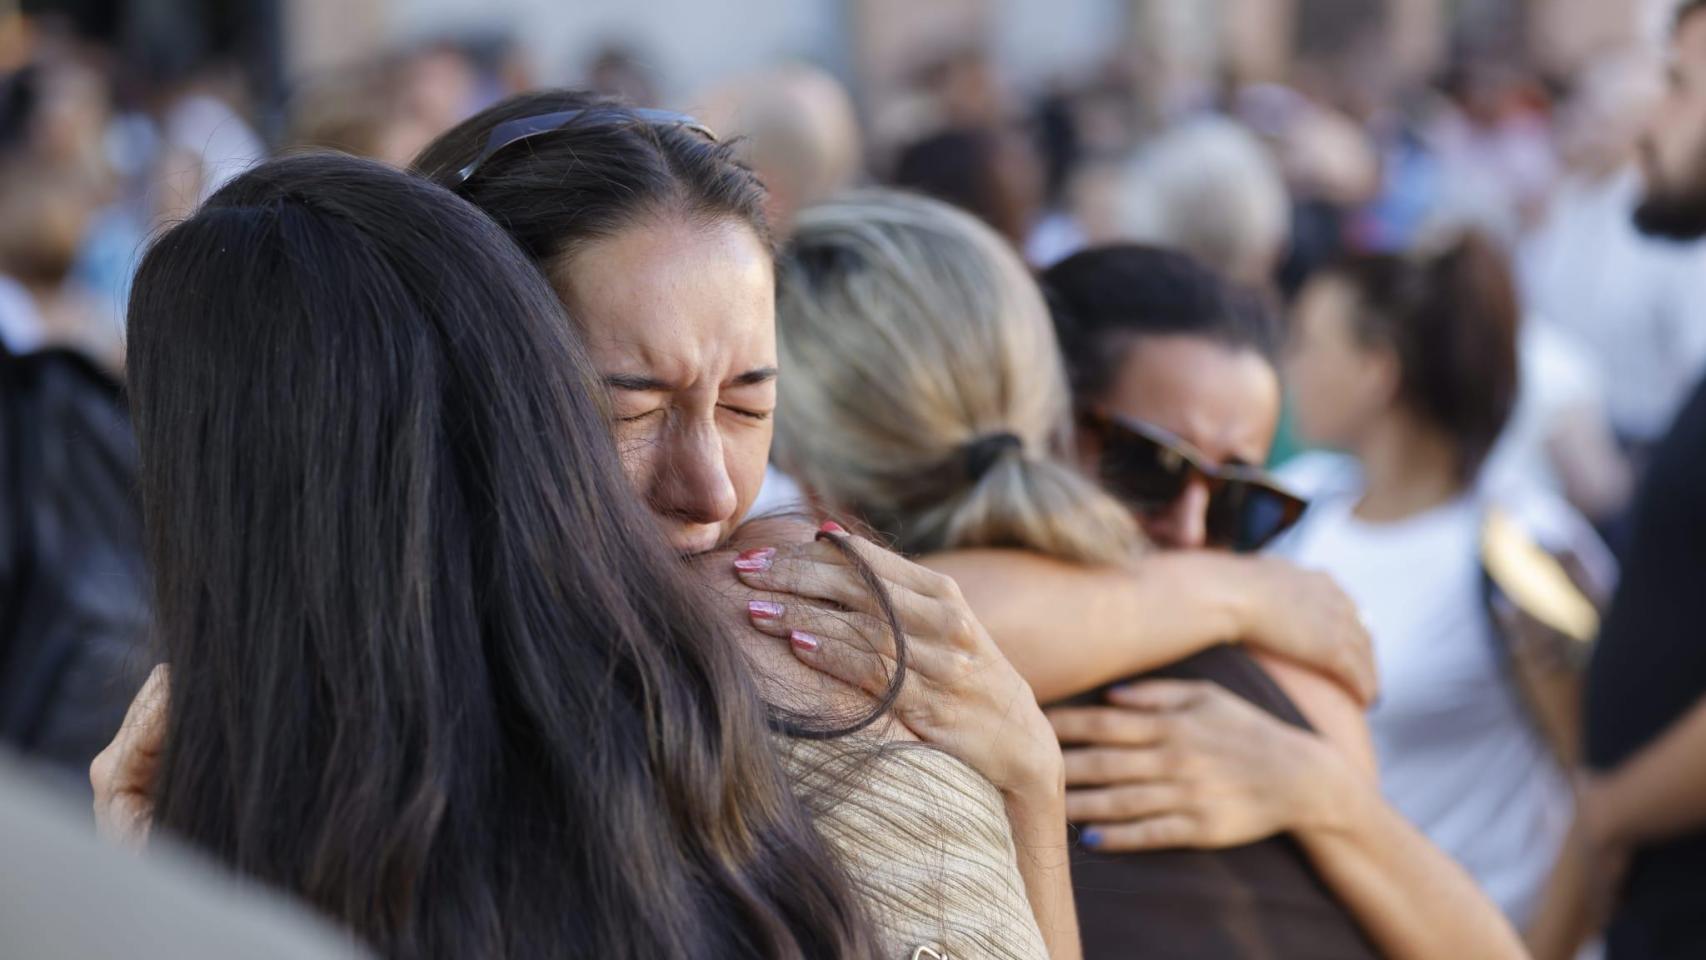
top-left (1553, 2), bottom-right (1706, 957)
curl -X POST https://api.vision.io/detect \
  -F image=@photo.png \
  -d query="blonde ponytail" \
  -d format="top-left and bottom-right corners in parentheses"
top-left (775, 190), bottom-right (1141, 567)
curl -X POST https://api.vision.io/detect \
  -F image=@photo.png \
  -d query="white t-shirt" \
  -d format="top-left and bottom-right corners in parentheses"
top-left (1276, 454), bottom-right (1573, 925)
top-left (1481, 320), bottom-right (1607, 502)
top-left (1519, 168), bottom-right (1706, 441)
top-left (747, 465), bottom-right (806, 520)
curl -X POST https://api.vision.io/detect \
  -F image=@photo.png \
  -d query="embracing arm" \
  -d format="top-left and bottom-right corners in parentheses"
top-left (1588, 694), bottom-right (1706, 848)
top-left (923, 548), bottom-right (1375, 706)
top-left (1526, 691), bottom-right (1706, 957)
top-left (1293, 736), bottom-right (1528, 960)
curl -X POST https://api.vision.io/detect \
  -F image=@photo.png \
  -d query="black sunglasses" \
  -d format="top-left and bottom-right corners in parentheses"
top-left (453, 107), bottom-right (717, 186)
top-left (1080, 409), bottom-right (1308, 553)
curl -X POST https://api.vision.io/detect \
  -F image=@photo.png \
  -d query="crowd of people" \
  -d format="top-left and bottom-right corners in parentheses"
top-left (5, 3), bottom-right (1706, 958)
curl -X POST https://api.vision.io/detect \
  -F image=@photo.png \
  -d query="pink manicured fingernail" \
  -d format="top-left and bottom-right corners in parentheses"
top-left (748, 600), bottom-right (785, 620)
top-left (819, 520), bottom-right (847, 535)
top-left (789, 630), bottom-right (821, 652)
top-left (733, 547), bottom-right (775, 572)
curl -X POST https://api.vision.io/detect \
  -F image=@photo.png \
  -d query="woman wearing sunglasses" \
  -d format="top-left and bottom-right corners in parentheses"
top-left (766, 196), bottom-right (1523, 960)
top-left (407, 92), bottom-right (1396, 957)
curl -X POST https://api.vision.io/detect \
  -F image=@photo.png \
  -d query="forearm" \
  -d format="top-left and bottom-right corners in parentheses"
top-left (925, 549), bottom-right (1248, 703)
top-left (1002, 786), bottom-right (1081, 960)
top-left (1596, 695), bottom-right (1706, 846)
top-left (1295, 748), bottom-right (1526, 960)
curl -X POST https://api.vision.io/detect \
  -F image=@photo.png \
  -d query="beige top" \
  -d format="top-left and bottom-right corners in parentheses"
top-left (778, 737), bottom-right (1050, 960)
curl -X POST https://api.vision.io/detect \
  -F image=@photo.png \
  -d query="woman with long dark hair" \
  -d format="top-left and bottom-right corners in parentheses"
top-left (119, 152), bottom-right (884, 958)
top-left (410, 92), bottom-right (1075, 958)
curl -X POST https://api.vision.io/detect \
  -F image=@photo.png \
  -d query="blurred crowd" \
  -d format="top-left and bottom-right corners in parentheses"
top-left (4, 2), bottom-right (1706, 959)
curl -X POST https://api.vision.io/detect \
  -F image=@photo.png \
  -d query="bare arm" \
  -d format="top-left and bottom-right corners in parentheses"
top-left (923, 548), bottom-right (1375, 706)
top-left (1294, 737), bottom-right (1529, 960)
top-left (1528, 695), bottom-right (1706, 957)
top-left (1590, 694), bottom-right (1706, 846)
top-left (1003, 781), bottom-right (1081, 960)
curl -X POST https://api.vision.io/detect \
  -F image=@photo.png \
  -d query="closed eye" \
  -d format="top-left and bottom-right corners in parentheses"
top-left (721, 405), bottom-right (772, 422)
top-left (619, 409), bottom-right (665, 424)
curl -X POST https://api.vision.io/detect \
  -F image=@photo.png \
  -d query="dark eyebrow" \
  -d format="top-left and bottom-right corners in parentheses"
top-left (603, 374), bottom-right (673, 393)
top-left (726, 367), bottom-right (778, 388)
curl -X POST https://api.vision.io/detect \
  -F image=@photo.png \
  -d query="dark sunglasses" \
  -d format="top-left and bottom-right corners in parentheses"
top-left (1080, 409), bottom-right (1308, 553)
top-left (453, 107), bottom-right (717, 186)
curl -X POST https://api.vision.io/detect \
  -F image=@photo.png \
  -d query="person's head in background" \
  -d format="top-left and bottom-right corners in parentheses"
top-left (1109, 116), bottom-right (1291, 288)
top-left (125, 153), bottom-right (878, 958)
top-left (414, 91), bottom-right (776, 555)
top-left (586, 42), bottom-right (658, 108)
top-left (1289, 232), bottom-right (1520, 493)
top-left (693, 63), bottom-right (862, 237)
top-left (285, 60), bottom-right (439, 168)
top-left (1044, 245), bottom-right (1289, 550)
top-left (891, 125), bottom-right (1044, 251)
top-left (1635, 0), bottom-right (1706, 240)
top-left (773, 189), bottom-right (1137, 566)
top-left (1555, 48), bottom-right (1663, 180)
top-left (399, 40), bottom-right (479, 137)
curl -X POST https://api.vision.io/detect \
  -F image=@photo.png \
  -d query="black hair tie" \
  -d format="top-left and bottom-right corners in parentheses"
top-left (963, 432), bottom-right (1023, 482)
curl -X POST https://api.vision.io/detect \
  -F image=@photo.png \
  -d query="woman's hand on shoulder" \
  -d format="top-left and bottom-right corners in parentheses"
top-left (1232, 554), bottom-right (1378, 707)
top-left (730, 522), bottom-right (1062, 802)
top-left (690, 519), bottom-right (916, 739)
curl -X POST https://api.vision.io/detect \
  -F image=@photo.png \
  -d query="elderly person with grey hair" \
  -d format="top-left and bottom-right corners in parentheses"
top-left (1110, 116), bottom-right (1292, 288)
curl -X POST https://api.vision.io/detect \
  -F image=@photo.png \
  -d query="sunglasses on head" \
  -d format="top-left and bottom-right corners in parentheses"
top-left (453, 107), bottom-right (717, 187)
top-left (1079, 409), bottom-right (1308, 553)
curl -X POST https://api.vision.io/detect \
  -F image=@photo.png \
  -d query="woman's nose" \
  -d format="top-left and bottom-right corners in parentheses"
top-left (650, 424), bottom-right (739, 526)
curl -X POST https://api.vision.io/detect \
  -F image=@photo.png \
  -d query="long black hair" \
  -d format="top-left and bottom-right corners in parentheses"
top-left (127, 153), bottom-right (881, 958)
top-left (413, 91), bottom-right (905, 739)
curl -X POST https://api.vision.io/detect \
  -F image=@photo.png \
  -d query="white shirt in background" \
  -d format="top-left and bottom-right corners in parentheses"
top-left (748, 465), bottom-right (807, 520)
top-left (1481, 319), bottom-right (1607, 501)
top-left (1520, 168), bottom-right (1706, 442)
top-left (1275, 454), bottom-right (1573, 925)
top-left (161, 94), bottom-right (266, 206)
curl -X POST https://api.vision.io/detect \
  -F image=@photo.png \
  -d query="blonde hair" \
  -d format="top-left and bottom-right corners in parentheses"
top-left (775, 189), bottom-right (1140, 567)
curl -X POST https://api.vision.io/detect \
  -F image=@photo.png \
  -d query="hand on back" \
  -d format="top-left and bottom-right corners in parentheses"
top-left (731, 521), bottom-right (1062, 801)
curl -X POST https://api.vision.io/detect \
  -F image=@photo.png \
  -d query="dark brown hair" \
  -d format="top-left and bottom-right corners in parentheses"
top-left (1323, 232), bottom-right (1520, 482)
top-left (891, 126), bottom-right (1037, 249)
top-left (1042, 243), bottom-right (1278, 402)
top-left (412, 90), bottom-right (770, 275)
top-left (129, 153), bottom-right (881, 958)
